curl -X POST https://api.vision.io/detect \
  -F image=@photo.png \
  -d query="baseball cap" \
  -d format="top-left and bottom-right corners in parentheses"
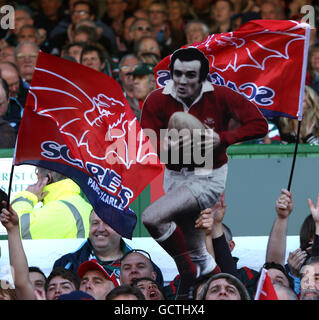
top-left (78, 259), bottom-right (119, 287)
top-left (58, 290), bottom-right (95, 300)
top-left (129, 63), bottom-right (154, 75)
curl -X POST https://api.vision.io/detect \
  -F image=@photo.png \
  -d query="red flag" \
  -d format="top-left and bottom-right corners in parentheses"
top-left (255, 268), bottom-right (278, 300)
top-left (154, 20), bottom-right (310, 120)
top-left (14, 52), bottom-right (163, 239)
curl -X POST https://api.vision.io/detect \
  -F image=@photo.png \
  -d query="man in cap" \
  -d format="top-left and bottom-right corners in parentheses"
top-left (78, 259), bottom-right (119, 300)
top-left (131, 62), bottom-right (156, 112)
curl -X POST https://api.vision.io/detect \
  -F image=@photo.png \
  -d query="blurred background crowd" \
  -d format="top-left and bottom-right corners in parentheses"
top-left (0, 0), bottom-right (319, 148)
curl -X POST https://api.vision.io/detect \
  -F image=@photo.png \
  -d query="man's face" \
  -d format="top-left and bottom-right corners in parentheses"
top-left (0, 85), bottom-right (9, 117)
top-left (311, 50), bottom-right (319, 73)
top-left (89, 211), bottom-right (122, 252)
top-left (71, 3), bottom-right (91, 25)
top-left (16, 43), bottom-right (38, 82)
top-left (139, 38), bottom-right (161, 57)
top-left (14, 10), bottom-right (33, 34)
top-left (46, 276), bottom-right (76, 300)
top-left (168, 1), bottom-right (183, 21)
top-left (300, 263), bottom-right (319, 300)
top-left (81, 51), bottom-right (105, 72)
top-left (17, 27), bottom-right (37, 44)
top-left (0, 67), bottom-right (19, 98)
top-left (133, 75), bottom-right (152, 101)
top-left (120, 253), bottom-right (156, 285)
top-left (186, 23), bottom-right (207, 44)
top-left (172, 59), bottom-right (202, 102)
top-left (134, 279), bottom-right (164, 300)
top-left (148, 4), bottom-right (166, 27)
top-left (261, 3), bottom-right (278, 20)
top-left (267, 268), bottom-right (290, 288)
top-left (105, 0), bottom-right (127, 19)
top-left (119, 56), bottom-right (140, 91)
top-left (205, 278), bottom-right (241, 300)
top-left (131, 20), bottom-right (152, 43)
top-left (68, 45), bottom-right (83, 63)
top-left (40, 0), bottom-right (62, 18)
top-left (0, 47), bottom-right (15, 64)
top-left (29, 271), bottom-right (46, 296)
top-left (74, 32), bottom-right (89, 44)
top-left (213, 0), bottom-right (232, 24)
top-left (80, 270), bottom-right (115, 300)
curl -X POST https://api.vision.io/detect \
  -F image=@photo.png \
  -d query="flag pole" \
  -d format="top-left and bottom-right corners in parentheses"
top-left (254, 268), bottom-right (266, 300)
top-left (287, 120), bottom-right (301, 191)
top-left (286, 23), bottom-right (310, 191)
top-left (6, 165), bottom-right (14, 209)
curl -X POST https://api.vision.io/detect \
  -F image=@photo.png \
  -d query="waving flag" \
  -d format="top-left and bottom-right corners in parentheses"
top-left (254, 268), bottom-right (278, 300)
top-left (14, 52), bottom-right (163, 239)
top-left (155, 20), bottom-right (310, 120)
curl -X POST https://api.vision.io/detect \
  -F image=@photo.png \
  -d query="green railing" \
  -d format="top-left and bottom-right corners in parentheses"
top-left (3, 144), bottom-right (319, 159)
top-left (227, 144), bottom-right (319, 159)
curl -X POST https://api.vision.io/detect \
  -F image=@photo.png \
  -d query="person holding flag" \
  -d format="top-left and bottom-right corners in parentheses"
top-left (140, 46), bottom-right (268, 299)
top-left (11, 166), bottom-right (92, 239)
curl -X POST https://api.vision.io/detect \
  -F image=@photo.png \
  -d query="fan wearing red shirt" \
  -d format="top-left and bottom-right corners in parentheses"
top-left (140, 47), bottom-right (268, 299)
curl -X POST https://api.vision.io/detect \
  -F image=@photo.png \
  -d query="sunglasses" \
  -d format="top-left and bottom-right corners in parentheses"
top-left (135, 26), bottom-right (152, 32)
top-left (120, 64), bottom-right (139, 73)
top-left (121, 249), bottom-right (152, 262)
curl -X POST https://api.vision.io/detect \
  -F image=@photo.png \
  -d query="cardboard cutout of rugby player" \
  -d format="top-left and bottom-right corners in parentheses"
top-left (140, 47), bottom-right (268, 299)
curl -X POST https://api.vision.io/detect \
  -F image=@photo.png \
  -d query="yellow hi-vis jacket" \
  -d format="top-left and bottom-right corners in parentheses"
top-left (11, 178), bottom-right (93, 239)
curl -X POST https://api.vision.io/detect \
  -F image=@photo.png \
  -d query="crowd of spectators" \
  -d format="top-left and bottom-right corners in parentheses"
top-left (1, 183), bottom-right (319, 300)
top-left (0, 0), bottom-right (319, 301)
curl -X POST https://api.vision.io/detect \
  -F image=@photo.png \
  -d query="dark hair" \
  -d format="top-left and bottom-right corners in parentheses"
top-left (45, 267), bottom-right (80, 292)
top-left (63, 41), bottom-right (86, 53)
top-left (257, 262), bottom-right (294, 290)
top-left (199, 273), bottom-right (250, 300)
top-left (213, 0), bottom-right (234, 12)
top-left (80, 44), bottom-right (106, 64)
top-left (131, 277), bottom-right (166, 299)
top-left (303, 255), bottom-right (319, 267)
top-left (300, 214), bottom-right (315, 251)
top-left (15, 5), bottom-right (34, 18)
top-left (36, 167), bottom-right (66, 183)
top-left (105, 285), bottom-right (145, 300)
top-left (29, 266), bottom-right (47, 280)
top-left (0, 189), bottom-right (8, 211)
top-left (191, 273), bottom-right (212, 299)
top-left (74, 25), bottom-right (99, 44)
top-left (169, 47), bottom-right (209, 82)
top-left (0, 78), bottom-right (9, 100)
top-left (0, 189), bottom-right (8, 203)
top-left (73, 1), bottom-right (96, 16)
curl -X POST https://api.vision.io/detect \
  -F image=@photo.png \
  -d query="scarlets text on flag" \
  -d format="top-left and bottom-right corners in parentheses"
top-left (14, 52), bottom-right (163, 239)
top-left (154, 20), bottom-right (310, 120)
top-left (254, 268), bottom-right (278, 300)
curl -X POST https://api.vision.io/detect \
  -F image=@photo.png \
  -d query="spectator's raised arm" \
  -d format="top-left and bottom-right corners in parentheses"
top-left (195, 207), bottom-right (215, 258)
top-left (0, 202), bottom-right (35, 300)
top-left (308, 194), bottom-right (319, 256)
top-left (266, 189), bottom-right (293, 265)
